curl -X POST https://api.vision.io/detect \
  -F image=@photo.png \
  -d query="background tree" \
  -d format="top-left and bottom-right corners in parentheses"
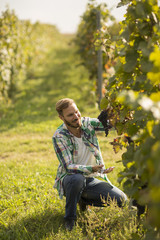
top-left (0, 7), bottom-right (60, 102)
top-left (74, 0), bottom-right (116, 99)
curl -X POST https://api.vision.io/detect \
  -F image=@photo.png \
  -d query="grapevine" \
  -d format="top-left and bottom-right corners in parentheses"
top-left (99, 0), bottom-right (160, 236)
top-left (0, 7), bottom-right (60, 101)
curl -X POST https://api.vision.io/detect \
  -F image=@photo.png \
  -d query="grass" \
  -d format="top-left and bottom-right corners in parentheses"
top-left (0, 35), bottom-right (145, 239)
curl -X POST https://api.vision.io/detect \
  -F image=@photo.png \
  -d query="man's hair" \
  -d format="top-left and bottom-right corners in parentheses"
top-left (55, 98), bottom-right (75, 115)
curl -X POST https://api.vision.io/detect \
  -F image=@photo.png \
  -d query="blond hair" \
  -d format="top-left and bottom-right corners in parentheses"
top-left (55, 98), bottom-right (75, 115)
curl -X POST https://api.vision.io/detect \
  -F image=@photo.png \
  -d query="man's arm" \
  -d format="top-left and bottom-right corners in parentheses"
top-left (89, 118), bottom-right (104, 131)
top-left (89, 115), bottom-right (112, 133)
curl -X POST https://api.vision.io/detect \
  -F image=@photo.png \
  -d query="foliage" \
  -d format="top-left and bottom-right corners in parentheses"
top-left (74, 0), bottom-right (114, 84)
top-left (107, 22), bottom-right (121, 41)
top-left (0, 7), bottom-right (60, 101)
top-left (100, 0), bottom-right (160, 237)
top-left (0, 8), bottom-right (19, 99)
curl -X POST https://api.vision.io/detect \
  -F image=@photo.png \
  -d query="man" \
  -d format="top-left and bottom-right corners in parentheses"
top-left (52, 98), bottom-right (127, 231)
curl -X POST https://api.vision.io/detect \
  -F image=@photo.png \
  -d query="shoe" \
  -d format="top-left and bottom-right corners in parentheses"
top-left (78, 198), bottom-right (87, 212)
top-left (65, 219), bottom-right (75, 231)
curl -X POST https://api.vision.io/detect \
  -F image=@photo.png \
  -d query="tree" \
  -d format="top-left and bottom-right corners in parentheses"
top-left (74, 0), bottom-right (115, 102)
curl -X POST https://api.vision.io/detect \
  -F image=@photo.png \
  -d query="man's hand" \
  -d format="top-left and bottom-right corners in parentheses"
top-left (102, 166), bottom-right (115, 174)
top-left (92, 165), bottom-right (115, 174)
top-left (92, 164), bottom-right (104, 173)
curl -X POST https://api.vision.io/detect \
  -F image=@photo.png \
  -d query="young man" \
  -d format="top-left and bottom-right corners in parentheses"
top-left (52, 98), bottom-right (127, 231)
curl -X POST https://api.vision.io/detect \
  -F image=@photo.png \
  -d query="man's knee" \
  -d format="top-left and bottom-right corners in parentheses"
top-left (63, 174), bottom-right (85, 192)
top-left (103, 184), bottom-right (127, 207)
top-left (112, 190), bottom-right (128, 207)
top-left (71, 174), bottom-right (85, 190)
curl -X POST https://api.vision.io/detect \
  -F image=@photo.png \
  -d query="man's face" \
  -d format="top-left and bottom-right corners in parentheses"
top-left (60, 103), bottom-right (81, 128)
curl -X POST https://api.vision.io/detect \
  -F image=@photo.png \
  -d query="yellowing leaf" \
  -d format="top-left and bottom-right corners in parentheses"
top-left (146, 120), bottom-right (154, 138)
top-left (150, 92), bottom-right (160, 102)
top-left (148, 46), bottom-right (160, 85)
top-left (100, 97), bottom-right (108, 110)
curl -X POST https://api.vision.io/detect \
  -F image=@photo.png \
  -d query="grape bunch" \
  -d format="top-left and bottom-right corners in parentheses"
top-left (97, 110), bottom-right (112, 136)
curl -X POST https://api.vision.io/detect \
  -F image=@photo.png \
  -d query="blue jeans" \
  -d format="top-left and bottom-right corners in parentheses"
top-left (62, 174), bottom-right (127, 220)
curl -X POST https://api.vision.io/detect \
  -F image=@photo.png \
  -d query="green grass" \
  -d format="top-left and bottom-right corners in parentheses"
top-left (0, 35), bottom-right (145, 239)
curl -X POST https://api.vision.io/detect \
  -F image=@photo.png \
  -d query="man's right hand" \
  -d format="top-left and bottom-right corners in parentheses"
top-left (92, 164), bottom-right (104, 173)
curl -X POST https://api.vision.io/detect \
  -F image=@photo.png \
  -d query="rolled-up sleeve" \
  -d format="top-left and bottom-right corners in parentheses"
top-left (90, 118), bottom-right (104, 131)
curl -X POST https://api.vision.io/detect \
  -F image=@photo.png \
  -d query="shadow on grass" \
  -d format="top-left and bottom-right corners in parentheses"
top-left (0, 208), bottom-right (64, 240)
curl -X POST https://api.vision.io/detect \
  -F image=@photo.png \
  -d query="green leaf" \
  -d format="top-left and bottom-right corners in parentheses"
top-left (140, 59), bottom-right (153, 72)
top-left (135, 2), bottom-right (147, 18)
top-left (100, 97), bottom-right (109, 110)
top-left (153, 124), bottom-right (160, 140)
top-left (127, 123), bottom-right (139, 136)
top-left (124, 50), bottom-right (138, 72)
top-left (117, 0), bottom-right (130, 8)
top-left (141, 138), bottom-right (155, 155)
top-left (137, 21), bottom-right (150, 35)
top-left (115, 122), bottom-right (125, 135)
top-left (138, 41), bottom-right (151, 57)
top-left (120, 26), bottom-right (130, 42)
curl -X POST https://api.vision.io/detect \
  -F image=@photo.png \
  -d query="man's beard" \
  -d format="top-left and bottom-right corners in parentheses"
top-left (64, 118), bottom-right (81, 129)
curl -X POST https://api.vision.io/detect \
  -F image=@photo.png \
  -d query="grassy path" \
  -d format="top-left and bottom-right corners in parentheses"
top-left (0, 36), bottom-right (139, 240)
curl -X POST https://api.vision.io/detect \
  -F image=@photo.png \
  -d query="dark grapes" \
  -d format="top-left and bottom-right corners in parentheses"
top-left (97, 110), bottom-right (112, 137)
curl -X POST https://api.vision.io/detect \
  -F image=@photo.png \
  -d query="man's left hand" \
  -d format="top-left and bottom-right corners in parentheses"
top-left (102, 166), bottom-right (115, 174)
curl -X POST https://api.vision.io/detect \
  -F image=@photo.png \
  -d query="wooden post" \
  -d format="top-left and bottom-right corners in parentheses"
top-left (96, 10), bottom-right (103, 108)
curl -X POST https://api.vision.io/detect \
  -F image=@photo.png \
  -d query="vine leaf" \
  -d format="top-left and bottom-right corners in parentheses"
top-left (124, 50), bottom-right (138, 72)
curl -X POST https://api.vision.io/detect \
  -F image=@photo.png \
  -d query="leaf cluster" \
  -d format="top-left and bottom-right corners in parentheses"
top-left (100, 0), bottom-right (160, 233)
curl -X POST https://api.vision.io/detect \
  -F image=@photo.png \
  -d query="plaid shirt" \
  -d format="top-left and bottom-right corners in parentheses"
top-left (52, 117), bottom-right (111, 199)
